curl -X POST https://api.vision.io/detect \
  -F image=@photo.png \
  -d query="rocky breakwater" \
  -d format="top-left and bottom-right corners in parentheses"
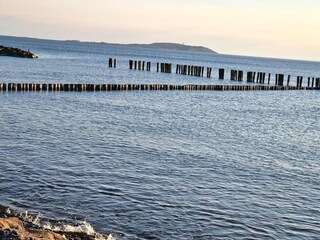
top-left (0, 45), bottom-right (38, 58)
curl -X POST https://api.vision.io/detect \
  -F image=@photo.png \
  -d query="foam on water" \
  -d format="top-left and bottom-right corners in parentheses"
top-left (24, 212), bottom-right (114, 240)
top-left (3, 206), bottom-right (115, 240)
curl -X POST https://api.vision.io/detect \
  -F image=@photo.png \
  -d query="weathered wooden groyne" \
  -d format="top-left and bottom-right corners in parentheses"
top-left (0, 83), bottom-right (318, 92)
top-left (107, 58), bottom-right (320, 88)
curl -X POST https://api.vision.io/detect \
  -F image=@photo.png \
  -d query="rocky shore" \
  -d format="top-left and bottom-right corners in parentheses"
top-left (0, 45), bottom-right (38, 58)
top-left (0, 205), bottom-right (111, 240)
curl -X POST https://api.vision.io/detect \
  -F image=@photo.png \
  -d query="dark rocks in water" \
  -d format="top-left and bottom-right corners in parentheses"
top-left (0, 45), bottom-right (38, 58)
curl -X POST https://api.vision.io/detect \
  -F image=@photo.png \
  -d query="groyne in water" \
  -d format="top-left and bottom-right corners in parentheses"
top-left (0, 83), bottom-right (319, 92)
top-left (1, 57), bottom-right (319, 92)
top-left (108, 58), bottom-right (320, 88)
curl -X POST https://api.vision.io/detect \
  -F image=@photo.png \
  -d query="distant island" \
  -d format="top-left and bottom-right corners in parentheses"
top-left (0, 36), bottom-right (217, 55)
top-left (66, 40), bottom-right (218, 54)
top-left (125, 42), bottom-right (217, 54)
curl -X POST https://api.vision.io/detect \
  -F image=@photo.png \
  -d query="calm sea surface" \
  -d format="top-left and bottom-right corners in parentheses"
top-left (0, 36), bottom-right (320, 239)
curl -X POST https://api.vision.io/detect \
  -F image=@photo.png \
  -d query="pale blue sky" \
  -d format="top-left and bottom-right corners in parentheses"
top-left (1, 0), bottom-right (319, 60)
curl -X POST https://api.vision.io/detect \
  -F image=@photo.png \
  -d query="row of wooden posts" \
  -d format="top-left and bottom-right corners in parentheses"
top-left (128, 60), bottom-right (152, 71)
top-left (157, 63), bottom-right (172, 73)
top-left (109, 58), bottom-right (320, 88)
top-left (176, 65), bottom-right (213, 78)
top-left (108, 58), bottom-right (117, 68)
top-left (0, 83), bottom-right (317, 92)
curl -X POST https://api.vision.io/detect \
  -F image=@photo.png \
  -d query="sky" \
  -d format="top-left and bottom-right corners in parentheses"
top-left (1, 0), bottom-right (320, 60)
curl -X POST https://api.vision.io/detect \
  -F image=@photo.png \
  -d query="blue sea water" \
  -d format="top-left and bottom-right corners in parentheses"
top-left (0, 36), bottom-right (320, 239)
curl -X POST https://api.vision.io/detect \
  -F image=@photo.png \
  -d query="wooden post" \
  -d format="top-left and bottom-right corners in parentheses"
top-left (207, 67), bottom-right (212, 78)
top-left (278, 74), bottom-right (284, 86)
top-left (142, 61), bottom-right (145, 71)
top-left (129, 60), bottom-right (133, 69)
top-left (268, 73), bottom-right (271, 84)
top-left (108, 58), bottom-right (113, 67)
top-left (308, 77), bottom-right (310, 87)
top-left (166, 64), bottom-right (169, 73)
top-left (231, 70), bottom-right (238, 81)
top-left (138, 61), bottom-right (141, 70)
top-left (287, 75), bottom-right (291, 86)
top-left (113, 59), bottom-right (117, 68)
top-left (247, 72), bottom-right (253, 82)
top-left (0, 83), bottom-right (5, 91)
top-left (300, 76), bottom-right (303, 88)
top-left (312, 77), bottom-right (315, 88)
top-left (219, 69), bottom-right (224, 80)
top-left (1, 83), bottom-right (6, 91)
top-left (95, 84), bottom-right (101, 91)
top-left (63, 84), bottom-right (69, 91)
top-left (252, 72), bottom-right (256, 82)
top-left (197, 66), bottom-right (201, 77)
top-left (76, 84), bottom-right (82, 92)
top-left (8, 83), bottom-right (16, 91)
top-left (134, 61), bottom-right (137, 70)
top-left (36, 83), bottom-right (42, 91)
top-left (238, 71), bottom-right (243, 81)
top-left (100, 84), bottom-right (106, 91)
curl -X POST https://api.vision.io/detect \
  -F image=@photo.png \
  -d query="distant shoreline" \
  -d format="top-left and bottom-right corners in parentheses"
top-left (0, 35), bottom-right (217, 55)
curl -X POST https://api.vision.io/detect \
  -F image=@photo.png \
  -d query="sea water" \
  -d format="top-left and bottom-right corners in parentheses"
top-left (0, 36), bottom-right (320, 239)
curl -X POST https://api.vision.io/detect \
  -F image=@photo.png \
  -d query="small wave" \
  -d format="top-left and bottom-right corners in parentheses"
top-left (1, 204), bottom-right (115, 240)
